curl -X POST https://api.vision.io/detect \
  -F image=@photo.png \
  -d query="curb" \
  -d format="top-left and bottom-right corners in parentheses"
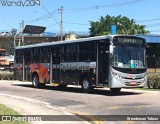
top-left (121, 88), bottom-right (160, 94)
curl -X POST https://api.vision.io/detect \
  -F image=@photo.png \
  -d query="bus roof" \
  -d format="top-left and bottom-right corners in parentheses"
top-left (15, 35), bottom-right (143, 49)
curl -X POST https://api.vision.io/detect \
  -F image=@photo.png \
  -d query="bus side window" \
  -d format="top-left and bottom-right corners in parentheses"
top-left (15, 49), bottom-right (23, 64)
top-left (41, 47), bottom-right (50, 63)
top-left (78, 41), bottom-right (95, 62)
top-left (32, 48), bottom-right (40, 63)
top-left (63, 44), bottom-right (77, 62)
top-left (24, 49), bottom-right (31, 64)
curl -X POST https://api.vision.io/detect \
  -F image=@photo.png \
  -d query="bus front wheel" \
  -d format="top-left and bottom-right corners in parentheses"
top-left (110, 88), bottom-right (121, 93)
top-left (32, 74), bottom-right (45, 88)
top-left (81, 77), bottom-right (93, 93)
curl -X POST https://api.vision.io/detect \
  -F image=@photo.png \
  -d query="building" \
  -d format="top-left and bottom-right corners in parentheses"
top-left (136, 34), bottom-right (160, 73)
top-left (65, 33), bottom-right (77, 41)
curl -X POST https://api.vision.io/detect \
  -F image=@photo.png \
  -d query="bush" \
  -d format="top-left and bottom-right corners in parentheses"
top-left (147, 74), bottom-right (160, 89)
top-left (0, 71), bottom-right (14, 80)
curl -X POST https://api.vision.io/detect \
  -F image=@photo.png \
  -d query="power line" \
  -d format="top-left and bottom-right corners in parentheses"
top-left (149, 30), bottom-right (160, 32)
top-left (25, 0), bottom-right (160, 35)
top-left (25, 3), bottom-right (60, 26)
top-left (64, 22), bottom-right (89, 26)
top-left (136, 18), bottom-right (160, 23)
top-left (40, 4), bottom-right (60, 26)
top-left (47, 23), bottom-right (59, 28)
top-left (98, 0), bottom-right (146, 9)
top-left (0, 18), bottom-right (14, 29)
top-left (145, 23), bottom-right (160, 28)
top-left (64, 0), bottom-right (146, 11)
top-left (26, 9), bottom-right (59, 24)
top-left (46, 22), bottom-right (89, 29)
top-left (25, 0), bottom-right (148, 29)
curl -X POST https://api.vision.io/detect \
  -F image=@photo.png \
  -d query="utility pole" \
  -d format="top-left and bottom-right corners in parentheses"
top-left (18, 20), bottom-right (24, 46)
top-left (21, 20), bottom-right (25, 81)
top-left (60, 6), bottom-right (63, 41)
top-left (22, 20), bottom-right (24, 46)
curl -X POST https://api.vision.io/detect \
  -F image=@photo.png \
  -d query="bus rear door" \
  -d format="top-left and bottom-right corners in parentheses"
top-left (52, 47), bottom-right (61, 84)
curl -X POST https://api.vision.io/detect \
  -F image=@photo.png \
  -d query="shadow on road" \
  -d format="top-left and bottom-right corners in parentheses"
top-left (12, 84), bottom-right (142, 96)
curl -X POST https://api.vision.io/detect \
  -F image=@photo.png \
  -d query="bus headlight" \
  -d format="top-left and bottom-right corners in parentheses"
top-left (144, 75), bottom-right (147, 80)
top-left (112, 71), bottom-right (124, 80)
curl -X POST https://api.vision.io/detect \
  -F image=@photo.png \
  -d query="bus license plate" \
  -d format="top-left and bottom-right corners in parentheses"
top-left (130, 81), bottom-right (137, 85)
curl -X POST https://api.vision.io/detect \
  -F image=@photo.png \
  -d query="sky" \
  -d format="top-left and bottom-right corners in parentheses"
top-left (0, 0), bottom-right (160, 35)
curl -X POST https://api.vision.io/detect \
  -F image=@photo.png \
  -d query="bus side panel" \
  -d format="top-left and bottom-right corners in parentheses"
top-left (25, 65), bottom-right (32, 81)
top-left (60, 62), bottom-right (96, 86)
top-left (60, 62), bottom-right (80, 85)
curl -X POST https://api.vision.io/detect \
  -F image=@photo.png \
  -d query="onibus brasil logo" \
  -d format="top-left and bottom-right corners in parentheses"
top-left (0, 0), bottom-right (40, 7)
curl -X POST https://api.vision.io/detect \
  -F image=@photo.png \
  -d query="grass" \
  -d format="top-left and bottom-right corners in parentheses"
top-left (0, 71), bottom-right (14, 80)
top-left (0, 104), bottom-right (29, 124)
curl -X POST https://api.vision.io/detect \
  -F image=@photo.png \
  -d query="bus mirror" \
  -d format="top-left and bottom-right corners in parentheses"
top-left (110, 45), bottom-right (114, 55)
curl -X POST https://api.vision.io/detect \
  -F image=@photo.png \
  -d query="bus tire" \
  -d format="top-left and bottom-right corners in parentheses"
top-left (110, 88), bottom-right (121, 93)
top-left (32, 74), bottom-right (45, 88)
top-left (81, 76), bottom-right (93, 93)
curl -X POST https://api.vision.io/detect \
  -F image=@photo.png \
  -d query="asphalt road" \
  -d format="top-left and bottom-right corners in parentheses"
top-left (0, 80), bottom-right (160, 123)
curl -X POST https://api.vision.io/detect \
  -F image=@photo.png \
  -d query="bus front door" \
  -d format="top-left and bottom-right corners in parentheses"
top-left (97, 40), bottom-right (109, 86)
top-left (52, 47), bottom-right (61, 84)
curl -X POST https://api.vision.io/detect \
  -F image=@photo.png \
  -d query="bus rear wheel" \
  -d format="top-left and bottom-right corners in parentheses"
top-left (32, 74), bottom-right (45, 88)
top-left (110, 88), bottom-right (121, 93)
top-left (81, 77), bottom-right (93, 93)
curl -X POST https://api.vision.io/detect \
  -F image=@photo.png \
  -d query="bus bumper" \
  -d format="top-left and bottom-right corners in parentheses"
top-left (109, 75), bottom-right (147, 88)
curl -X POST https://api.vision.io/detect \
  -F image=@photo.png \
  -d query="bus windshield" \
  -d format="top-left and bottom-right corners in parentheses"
top-left (112, 45), bottom-right (146, 69)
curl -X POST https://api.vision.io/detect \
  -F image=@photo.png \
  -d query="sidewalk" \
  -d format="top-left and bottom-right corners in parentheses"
top-left (0, 93), bottom-right (89, 124)
top-left (121, 88), bottom-right (160, 94)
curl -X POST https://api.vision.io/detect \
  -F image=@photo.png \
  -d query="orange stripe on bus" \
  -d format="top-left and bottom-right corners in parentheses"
top-left (38, 66), bottom-right (45, 77)
top-left (30, 63), bottom-right (50, 82)
top-left (30, 64), bottom-right (35, 72)
top-left (45, 73), bottom-right (49, 81)
top-left (36, 63), bottom-right (41, 70)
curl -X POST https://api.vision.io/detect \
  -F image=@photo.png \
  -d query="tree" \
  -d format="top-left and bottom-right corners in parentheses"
top-left (89, 15), bottom-right (149, 36)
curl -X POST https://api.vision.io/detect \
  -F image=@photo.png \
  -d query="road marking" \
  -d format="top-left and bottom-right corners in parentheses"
top-left (133, 106), bottom-right (143, 111)
top-left (123, 121), bottom-right (134, 124)
top-left (0, 93), bottom-right (93, 123)
top-left (0, 93), bottom-right (66, 111)
top-left (73, 111), bottom-right (104, 124)
top-left (107, 106), bottom-right (119, 110)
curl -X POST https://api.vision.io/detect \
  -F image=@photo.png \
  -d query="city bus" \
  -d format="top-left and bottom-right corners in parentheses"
top-left (14, 35), bottom-right (147, 93)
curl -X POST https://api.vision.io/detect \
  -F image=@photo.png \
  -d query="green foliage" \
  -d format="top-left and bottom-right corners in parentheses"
top-left (0, 104), bottom-right (29, 124)
top-left (147, 74), bottom-right (160, 89)
top-left (6, 42), bottom-right (14, 55)
top-left (0, 104), bottom-right (19, 115)
top-left (0, 42), bottom-right (14, 55)
top-left (89, 15), bottom-right (149, 36)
